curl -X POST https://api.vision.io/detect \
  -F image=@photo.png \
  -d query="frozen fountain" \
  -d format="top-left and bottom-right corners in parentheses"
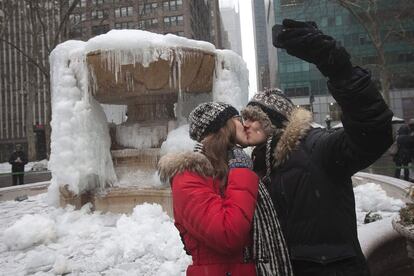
top-left (49, 30), bottom-right (249, 217)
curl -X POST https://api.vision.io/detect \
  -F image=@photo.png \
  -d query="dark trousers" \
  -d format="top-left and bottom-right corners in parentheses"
top-left (12, 172), bottom-right (24, 185)
top-left (292, 258), bottom-right (371, 276)
top-left (394, 161), bottom-right (409, 181)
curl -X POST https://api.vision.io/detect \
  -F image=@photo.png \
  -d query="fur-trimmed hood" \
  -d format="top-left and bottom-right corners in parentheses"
top-left (243, 105), bottom-right (313, 168)
top-left (273, 108), bottom-right (313, 167)
top-left (158, 151), bottom-right (214, 184)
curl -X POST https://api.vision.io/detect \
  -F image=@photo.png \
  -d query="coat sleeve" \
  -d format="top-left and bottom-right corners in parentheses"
top-left (21, 152), bottom-right (28, 165)
top-left (309, 67), bottom-right (393, 177)
top-left (172, 168), bottom-right (258, 254)
top-left (9, 153), bottom-right (15, 165)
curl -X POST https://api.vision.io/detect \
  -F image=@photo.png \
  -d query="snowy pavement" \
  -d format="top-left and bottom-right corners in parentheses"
top-left (0, 171), bottom-right (406, 275)
top-left (0, 194), bottom-right (190, 276)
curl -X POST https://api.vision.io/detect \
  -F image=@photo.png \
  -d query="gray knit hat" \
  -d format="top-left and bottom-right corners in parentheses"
top-left (189, 102), bottom-right (239, 142)
top-left (243, 88), bottom-right (294, 129)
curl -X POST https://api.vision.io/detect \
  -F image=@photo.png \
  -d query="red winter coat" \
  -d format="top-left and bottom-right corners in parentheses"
top-left (158, 151), bottom-right (259, 276)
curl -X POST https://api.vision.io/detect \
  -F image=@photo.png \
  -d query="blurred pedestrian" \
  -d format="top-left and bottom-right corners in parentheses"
top-left (394, 119), bottom-right (414, 181)
top-left (8, 144), bottom-right (28, 185)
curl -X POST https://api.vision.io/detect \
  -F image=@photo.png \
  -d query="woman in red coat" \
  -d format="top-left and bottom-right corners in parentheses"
top-left (158, 102), bottom-right (293, 276)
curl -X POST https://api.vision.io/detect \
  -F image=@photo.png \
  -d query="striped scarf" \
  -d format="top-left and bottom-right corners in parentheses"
top-left (253, 181), bottom-right (293, 275)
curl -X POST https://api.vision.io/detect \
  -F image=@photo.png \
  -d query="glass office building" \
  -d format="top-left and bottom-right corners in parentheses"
top-left (274, 0), bottom-right (414, 123)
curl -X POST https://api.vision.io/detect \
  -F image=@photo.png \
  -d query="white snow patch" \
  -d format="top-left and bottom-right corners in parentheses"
top-left (0, 194), bottom-right (191, 276)
top-left (3, 214), bottom-right (56, 250)
top-left (160, 124), bottom-right (196, 156)
top-left (354, 182), bottom-right (405, 225)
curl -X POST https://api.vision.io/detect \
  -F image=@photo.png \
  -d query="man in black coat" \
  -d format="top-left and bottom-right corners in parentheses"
top-left (9, 144), bottom-right (28, 185)
top-left (241, 19), bottom-right (393, 276)
top-left (393, 124), bottom-right (413, 181)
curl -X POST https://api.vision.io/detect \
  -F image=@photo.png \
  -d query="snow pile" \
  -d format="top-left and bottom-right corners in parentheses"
top-left (116, 123), bottom-right (167, 149)
top-left (0, 159), bottom-right (48, 174)
top-left (101, 104), bottom-right (127, 124)
top-left (160, 125), bottom-right (196, 156)
top-left (30, 159), bottom-right (49, 171)
top-left (3, 214), bottom-right (56, 250)
top-left (0, 195), bottom-right (190, 275)
top-left (117, 169), bottom-right (163, 188)
top-left (48, 41), bottom-right (117, 203)
top-left (354, 182), bottom-right (405, 225)
top-left (213, 49), bottom-right (249, 111)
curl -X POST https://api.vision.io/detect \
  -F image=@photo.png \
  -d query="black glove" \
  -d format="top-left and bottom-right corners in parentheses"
top-left (228, 147), bottom-right (253, 170)
top-left (275, 19), bottom-right (353, 80)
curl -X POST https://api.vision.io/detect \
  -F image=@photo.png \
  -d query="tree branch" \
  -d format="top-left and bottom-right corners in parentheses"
top-left (0, 37), bottom-right (49, 78)
top-left (52, 0), bottom-right (81, 48)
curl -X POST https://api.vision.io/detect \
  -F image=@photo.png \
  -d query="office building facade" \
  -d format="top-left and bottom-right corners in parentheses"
top-left (0, 0), bottom-right (221, 162)
top-left (274, 0), bottom-right (414, 124)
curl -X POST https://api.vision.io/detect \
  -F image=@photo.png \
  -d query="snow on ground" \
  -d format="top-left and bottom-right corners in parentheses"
top-left (0, 194), bottom-right (190, 276)
top-left (0, 160), bottom-right (49, 175)
top-left (0, 180), bottom-right (405, 275)
top-left (354, 182), bottom-right (405, 226)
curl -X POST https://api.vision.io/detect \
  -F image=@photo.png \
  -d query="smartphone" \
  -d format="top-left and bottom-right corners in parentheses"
top-left (272, 24), bottom-right (284, 48)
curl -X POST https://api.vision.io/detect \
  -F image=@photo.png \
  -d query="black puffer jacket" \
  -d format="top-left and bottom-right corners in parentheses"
top-left (394, 125), bottom-right (414, 164)
top-left (253, 68), bottom-right (393, 275)
top-left (9, 151), bottom-right (28, 172)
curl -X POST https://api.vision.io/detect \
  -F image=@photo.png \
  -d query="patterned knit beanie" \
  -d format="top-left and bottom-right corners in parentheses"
top-left (189, 102), bottom-right (239, 142)
top-left (243, 88), bottom-right (294, 131)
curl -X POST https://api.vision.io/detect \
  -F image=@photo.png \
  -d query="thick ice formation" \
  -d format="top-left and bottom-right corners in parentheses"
top-left (49, 30), bottom-right (249, 200)
top-left (213, 49), bottom-right (249, 111)
top-left (49, 40), bottom-right (117, 204)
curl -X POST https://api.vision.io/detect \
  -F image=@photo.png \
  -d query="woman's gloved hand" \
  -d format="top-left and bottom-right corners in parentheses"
top-left (276, 19), bottom-right (353, 80)
top-left (228, 147), bottom-right (253, 170)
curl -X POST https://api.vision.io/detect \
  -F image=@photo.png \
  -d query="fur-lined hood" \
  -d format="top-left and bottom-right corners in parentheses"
top-left (273, 108), bottom-right (313, 167)
top-left (243, 106), bottom-right (313, 167)
top-left (158, 151), bottom-right (214, 184)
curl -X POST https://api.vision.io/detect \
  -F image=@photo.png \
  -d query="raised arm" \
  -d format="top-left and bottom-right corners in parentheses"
top-left (276, 19), bottom-right (393, 176)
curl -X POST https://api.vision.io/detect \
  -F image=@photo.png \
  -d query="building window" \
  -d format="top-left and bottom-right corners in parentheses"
top-left (139, 2), bottom-right (158, 15)
top-left (163, 15), bottom-right (183, 27)
top-left (285, 62), bottom-right (309, 73)
top-left (163, 0), bottom-right (183, 11)
top-left (138, 18), bottom-right (158, 29)
top-left (329, 102), bottom-right (342, 121)
top-left (91, 10), bottom-right (105, 19)
top-left (320, 17), bottom-right (328, 27)
top-left (335, 15), bottom-right (342, 26)
top-left (166, 31), bottom-right (185, 36)
top-left (114, 21), bottom-right (136, 29)
top-left (69, 27), bottom-right (84, 38)
top-left (115, 6), bottom-right (133, 18)
top-left (69, 14), bottom-right (81, 25)
top-left (280, 0), bottom-right (305, 6)
top-left (94, 0), bottom-right (104, 5)
top-left (92, 24), bottom-right (109, 35)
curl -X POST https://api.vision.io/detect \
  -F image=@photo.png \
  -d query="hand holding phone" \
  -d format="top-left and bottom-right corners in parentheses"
top-left (272, 24), bottom-right (285, 48)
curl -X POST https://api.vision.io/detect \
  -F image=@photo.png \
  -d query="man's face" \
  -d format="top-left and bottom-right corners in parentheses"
top-left (232, 116), bottom-right (249, 147)
top-left (243, 119), bottom-right (267, 146)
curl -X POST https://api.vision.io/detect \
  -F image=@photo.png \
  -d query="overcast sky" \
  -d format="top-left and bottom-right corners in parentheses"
top-left (239, 0), bottom-right (257, 98)
top-left (219, 0), bottom-right (257, 98)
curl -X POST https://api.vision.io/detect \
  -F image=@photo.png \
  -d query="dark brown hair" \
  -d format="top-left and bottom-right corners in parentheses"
top-left (201, 119), bottom-right (236, 193)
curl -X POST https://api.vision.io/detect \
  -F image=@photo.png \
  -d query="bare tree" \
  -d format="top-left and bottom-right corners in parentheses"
top-left (335, 0), bottom-right (414, 104)
top-left (0, 0), bottom-right (80, 160)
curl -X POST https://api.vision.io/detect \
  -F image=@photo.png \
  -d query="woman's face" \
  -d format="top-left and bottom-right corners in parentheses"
top-left (243, 119), bottom-right (267, 145)
top-left (232, 116), bottom-right (248, 147)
